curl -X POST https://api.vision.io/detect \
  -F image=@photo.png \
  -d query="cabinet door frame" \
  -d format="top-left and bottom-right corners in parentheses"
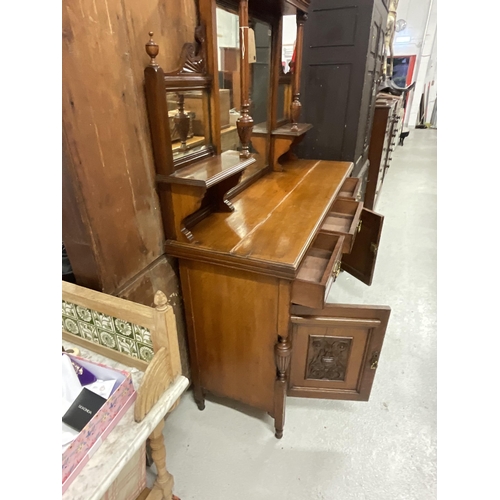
top-left (288, 303), bottom-right (390, 401)
top-left (341, 207), bottom-right (384, 286)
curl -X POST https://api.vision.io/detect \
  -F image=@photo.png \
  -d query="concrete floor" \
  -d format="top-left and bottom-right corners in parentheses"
top-left (158, 129), bottom-right (437, 499)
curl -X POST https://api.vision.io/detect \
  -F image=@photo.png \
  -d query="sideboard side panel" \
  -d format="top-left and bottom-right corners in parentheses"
top-left (181, 260), bottom-right (280, 413)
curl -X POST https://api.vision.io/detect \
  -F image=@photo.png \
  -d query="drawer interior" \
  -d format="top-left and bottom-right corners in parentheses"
top-left (296, 233), bottom-right (340, 283)
top-left (338, 177), bottom-right (360, 198)
top-left (321, 199), bottom-right (360, 233)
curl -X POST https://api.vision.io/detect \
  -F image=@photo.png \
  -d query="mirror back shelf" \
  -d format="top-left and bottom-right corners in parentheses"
top-left (144, 28), bottom-right (255, 242)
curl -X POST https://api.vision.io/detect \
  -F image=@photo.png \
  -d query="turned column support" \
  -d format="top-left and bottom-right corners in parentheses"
top-left (274, 336), bottom-right (292, 439)
top-left (290, 11), bottom-right (307, 131)
top-left (236, 0), bottom-right (254, 158)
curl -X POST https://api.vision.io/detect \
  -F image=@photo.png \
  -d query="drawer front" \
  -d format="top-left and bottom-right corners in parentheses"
top-left (288, 304), bottom-right (390, 401)
top-left (338, 177), bottom-right (361, 201)
top-left (320, 199), bottom-right (363, 254)
top-left (292, 233), bottom-right (344, 309)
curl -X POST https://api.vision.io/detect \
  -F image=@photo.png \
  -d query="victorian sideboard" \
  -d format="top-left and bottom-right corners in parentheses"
top-left (143, 0), bottom-right (391, 438)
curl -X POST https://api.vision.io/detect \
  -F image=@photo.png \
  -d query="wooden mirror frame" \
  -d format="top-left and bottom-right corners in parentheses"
top-left (144, 27), bottom-right (216, 173)
top-left (142, 0), bottom-right (311, 244)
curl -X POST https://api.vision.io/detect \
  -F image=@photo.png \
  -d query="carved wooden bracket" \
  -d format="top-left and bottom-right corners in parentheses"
top-left (145, 28), bottom-right (211, 91)
top-left (167, 25), bottom-right (207, 77)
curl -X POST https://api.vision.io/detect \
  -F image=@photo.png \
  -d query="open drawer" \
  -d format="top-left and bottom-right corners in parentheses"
top-left (320, 199), bottom-right (363, 253)
top-left (292, 233), bottom-right (345, 310)
top-left (338, 177), bottom-right (361, 201)
top-left (288, 303), bottom-right (390, 401)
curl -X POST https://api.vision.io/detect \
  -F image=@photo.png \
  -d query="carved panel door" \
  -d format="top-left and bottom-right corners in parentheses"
top-left (288, 303), bottom-right (390, 401)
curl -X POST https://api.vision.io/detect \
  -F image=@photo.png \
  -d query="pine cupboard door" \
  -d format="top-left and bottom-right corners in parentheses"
top-left (341, 207), bottom-right (384, 286)
top-left (288, 304), bottom-right (390, 401)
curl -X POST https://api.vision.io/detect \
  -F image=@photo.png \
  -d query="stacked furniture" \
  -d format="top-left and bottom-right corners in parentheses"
top-left (364, 93), bottom-right (402, 210)
top-left (298, 0), bottom-right (390, 198)
top-left (143, 0), bottom-right (391, 439)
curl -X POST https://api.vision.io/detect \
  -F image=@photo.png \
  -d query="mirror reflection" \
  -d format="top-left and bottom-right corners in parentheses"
top-left (166, 90), bottom-right (211, 160)
top-left (277, 83), bottom-right (287, 122)
top-left (282, 15), bottom-right (295, 73)
top-left (216, 7), bottom-right (241, 152)
top-left (250, 20), bottom-right (271, 126)
top-left (216, 6), bottom-right (271, 152)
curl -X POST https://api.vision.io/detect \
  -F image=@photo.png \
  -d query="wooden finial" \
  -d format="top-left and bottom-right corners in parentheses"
top-left (154, 290), bottom-right (168, 310)
top-left (146, 31), bottom-right (159, 66)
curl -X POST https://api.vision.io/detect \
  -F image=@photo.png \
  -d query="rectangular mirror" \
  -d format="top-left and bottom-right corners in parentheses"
top-left (250, 20), bottom-right (271, 127)
top-left (216, 5), bottom-right (271, 158)
top-left (216, 7), bottom-right (241, 153)
top-left (166, 90), bottom-right (212, 161)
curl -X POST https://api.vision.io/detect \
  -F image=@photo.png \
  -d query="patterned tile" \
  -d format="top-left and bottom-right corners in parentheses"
top-left (62, 300), bottom-right (153, 362)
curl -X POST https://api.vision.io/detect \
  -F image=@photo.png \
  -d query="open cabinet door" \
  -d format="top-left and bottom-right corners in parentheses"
top-left (341, 208), bottom-right (384, 286)
top-left (288, 303), bottom-right (390, 401)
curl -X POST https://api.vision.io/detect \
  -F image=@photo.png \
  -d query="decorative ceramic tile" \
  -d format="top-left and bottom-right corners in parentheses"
top-left (62, 300), bottom-right (153, 363)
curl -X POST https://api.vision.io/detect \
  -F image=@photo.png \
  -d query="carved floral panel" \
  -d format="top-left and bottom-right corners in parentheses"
top-left (306, 336), bottom-right (351, 381)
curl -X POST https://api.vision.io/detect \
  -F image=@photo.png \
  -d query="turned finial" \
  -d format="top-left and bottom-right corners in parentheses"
top-left (146, 31), bottom-right (159, 66)
top-left (154, 290), bottom-right (168, 310)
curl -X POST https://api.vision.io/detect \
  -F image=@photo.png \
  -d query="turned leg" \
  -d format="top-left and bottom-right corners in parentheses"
top-left (149, 421), bottom-right (174, 500)
top-left (273, 336), bottom-right (292, 439)
top-left (193, 385), bottom-right (205, 411)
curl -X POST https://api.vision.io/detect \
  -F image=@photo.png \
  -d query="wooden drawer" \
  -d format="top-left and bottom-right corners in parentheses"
top-left (320, 199), bottom-right (363, 253)
top-left (288, 304), bottom-right (390, 401)
top-left (292, 233), bottom-right (344, 309)
top-left (338, 177), bottom-right (361, 201)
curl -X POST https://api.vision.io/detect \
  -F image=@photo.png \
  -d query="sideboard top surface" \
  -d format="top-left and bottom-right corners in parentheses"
top-left (166, 159), bottom-right (352, 276)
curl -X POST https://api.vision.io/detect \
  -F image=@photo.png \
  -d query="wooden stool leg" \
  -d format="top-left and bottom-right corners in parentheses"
top-left (149, 421), bottom-right (175, 500)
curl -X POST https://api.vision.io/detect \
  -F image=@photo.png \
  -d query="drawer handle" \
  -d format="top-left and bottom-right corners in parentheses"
top-left (370, 242), bottom-right (378, 255)
top-left (331, 260), bottom-right (342, 279)
top-left (357, 220), bottom-right (362, 233)
top-left (370, 351), bottom-right (379, 370)
top-left (321, 356), bottom-right (334, 365)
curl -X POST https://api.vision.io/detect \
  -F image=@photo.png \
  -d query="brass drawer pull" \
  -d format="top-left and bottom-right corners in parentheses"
top-left (357, 220), bottom-right (362, 233)
top-left (370, 351), bottom-right (379, 370)
top-left (331, 260), bottom-right (342, 278)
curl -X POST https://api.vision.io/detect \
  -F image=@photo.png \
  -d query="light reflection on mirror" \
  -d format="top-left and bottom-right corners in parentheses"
top-left (216, 7), bottom-right (241, 152)
top-left (282, 15), bottom-right (296, 73)
top-left (216, 7), bottom-right (272, 153)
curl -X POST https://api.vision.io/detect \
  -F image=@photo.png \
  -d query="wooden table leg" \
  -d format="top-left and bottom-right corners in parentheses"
top-left (148, 421), bottom-right (176, 500)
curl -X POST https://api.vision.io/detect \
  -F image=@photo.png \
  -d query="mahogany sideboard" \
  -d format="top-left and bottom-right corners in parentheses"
top-left (142, 0), bottom-right (391, 438)
top-left (164, 157), bottom-right (390, 438)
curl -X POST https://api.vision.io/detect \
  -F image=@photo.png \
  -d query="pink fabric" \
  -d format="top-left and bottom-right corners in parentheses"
top-left (62, 355), bottom-right (136, 490)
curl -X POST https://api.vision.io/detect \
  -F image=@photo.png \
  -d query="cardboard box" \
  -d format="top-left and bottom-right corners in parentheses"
top-left (62, 355), bottom-right (136, 493)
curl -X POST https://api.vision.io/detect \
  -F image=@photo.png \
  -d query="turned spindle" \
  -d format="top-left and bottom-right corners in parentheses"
top-left (274, 336), bottom-right (292, 439)
top-left (290, 12), bottom-right (307, 131)
top-left (174, 93), bottom-right (190, 151)
top-left (145, 31), bottom-right (159, 67)
top-left (236, 0), bottom-right (254, 158)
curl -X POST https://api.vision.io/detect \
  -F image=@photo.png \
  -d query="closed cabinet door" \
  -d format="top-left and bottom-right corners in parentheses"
top-left (288, 304), bottom-right (390, 401)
